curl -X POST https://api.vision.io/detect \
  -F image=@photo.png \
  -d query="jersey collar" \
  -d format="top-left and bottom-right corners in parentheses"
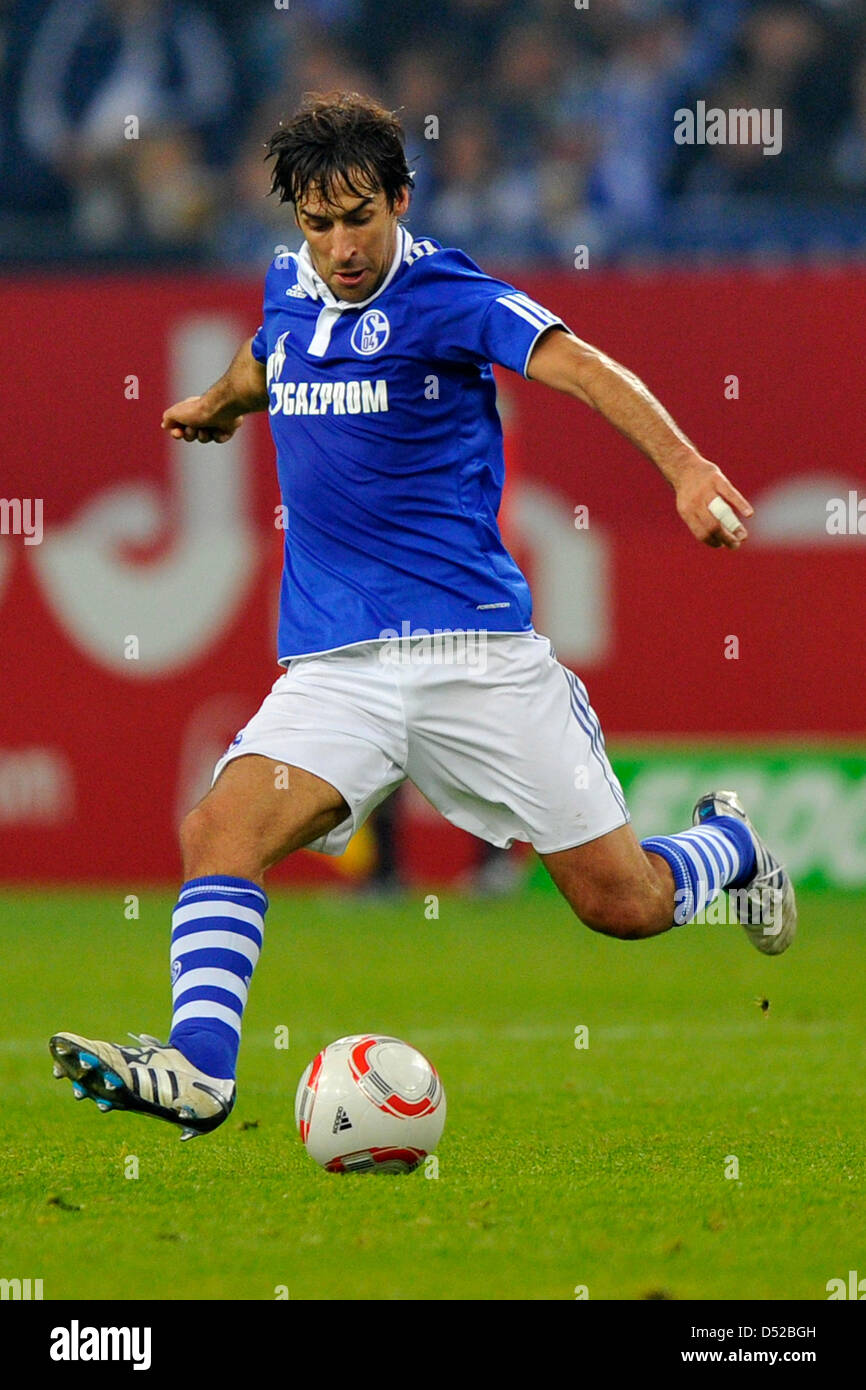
top-left (296, 225), bottom-right (411, 311)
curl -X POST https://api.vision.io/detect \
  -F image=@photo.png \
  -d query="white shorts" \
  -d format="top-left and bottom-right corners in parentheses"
top-left (211, 632), bottom-right (629, 856)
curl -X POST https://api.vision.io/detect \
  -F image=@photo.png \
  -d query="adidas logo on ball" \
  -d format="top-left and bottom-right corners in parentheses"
top-left (295, 1034), bottom-right (446, 1173)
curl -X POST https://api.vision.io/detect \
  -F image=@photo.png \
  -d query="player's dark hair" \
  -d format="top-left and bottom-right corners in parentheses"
top-left (265, 92), bottom-right (415, 212)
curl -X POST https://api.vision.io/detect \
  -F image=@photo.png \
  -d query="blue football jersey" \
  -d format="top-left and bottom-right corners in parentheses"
top-left (251, 225), bottom-right (566, 661)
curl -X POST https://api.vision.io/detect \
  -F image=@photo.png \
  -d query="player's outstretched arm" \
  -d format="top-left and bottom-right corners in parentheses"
top-left (161, 337), bottom-right (269, 444)
top-left (527, 327), bottom-right (753, 550)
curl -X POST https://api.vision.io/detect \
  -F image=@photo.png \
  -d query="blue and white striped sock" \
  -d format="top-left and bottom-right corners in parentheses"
top-left (168, 876), bottom-right (268, 1080)
top-left (642, 816), bottom-right (756, 925)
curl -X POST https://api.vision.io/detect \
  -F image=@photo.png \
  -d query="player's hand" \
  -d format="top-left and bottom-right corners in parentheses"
top-left (674, 457), bottom-right (753, 550)
top-left (161, 395), bottom-right (245, 444)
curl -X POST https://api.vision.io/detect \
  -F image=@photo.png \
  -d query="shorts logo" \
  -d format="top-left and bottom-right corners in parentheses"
top-left (230, 732), bottom-right (243, 748)
top-left (171, 960), bottom-right (182, 984)
top-left (351, 309), bottom-right (390, 356)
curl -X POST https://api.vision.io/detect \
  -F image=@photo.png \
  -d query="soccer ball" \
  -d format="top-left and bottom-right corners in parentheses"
top-left (295, 1034), bottom-right (446, 1173)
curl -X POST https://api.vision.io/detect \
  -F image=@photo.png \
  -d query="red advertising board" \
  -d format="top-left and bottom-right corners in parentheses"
top-left (1, 270), bottom-right (865, 885)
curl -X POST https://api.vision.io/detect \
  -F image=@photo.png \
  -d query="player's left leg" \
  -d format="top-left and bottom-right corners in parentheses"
top-left (542, 789), bottom-right (795, 952)
top-left (540, 823), bottom-right (677, 940)
top-left (403, 632), bottom-right (795, 952)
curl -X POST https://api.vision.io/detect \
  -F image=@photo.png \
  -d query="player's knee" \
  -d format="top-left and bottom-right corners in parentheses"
top-left (580, 903), bottom-right (646, 941)
top-left (179, 803), bottom-right (259, 881)
top-left (585, 916), bottom-right (646, 941)
top-left (567, 883), bottom-right (664, 940)
top-left (179, 805), bottom-right (209, 865)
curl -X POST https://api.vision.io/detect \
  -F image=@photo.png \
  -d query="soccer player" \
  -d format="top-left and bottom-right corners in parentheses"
top-left (50, 94), bottom-right (796, 1138)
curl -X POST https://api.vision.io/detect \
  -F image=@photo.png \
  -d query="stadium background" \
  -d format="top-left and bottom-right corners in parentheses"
top-left (2, 0), bottom-right (865, 891)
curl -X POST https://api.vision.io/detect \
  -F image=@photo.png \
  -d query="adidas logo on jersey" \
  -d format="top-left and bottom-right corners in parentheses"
top-left (332, 1106), bottom-right (352, 1133)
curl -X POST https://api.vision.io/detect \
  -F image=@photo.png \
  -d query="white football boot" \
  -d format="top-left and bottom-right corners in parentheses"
top-left (692, 790), bottom-right (796, 955)
top-left (49, 1031), bottom-right (235, 1140)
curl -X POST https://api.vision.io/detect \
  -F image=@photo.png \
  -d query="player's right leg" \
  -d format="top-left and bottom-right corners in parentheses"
top-left (179, 754), bottom-right (349, 883)
top-left (50, 756), bottom-right (352, 1139)
top-left (52, 648), bottom-right (407, 1138)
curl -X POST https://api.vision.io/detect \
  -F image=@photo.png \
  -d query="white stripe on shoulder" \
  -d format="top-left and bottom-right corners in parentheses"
top-left (511, 290), bottom-right (558, 319)
top-left (496, 293), bottom-right (555, 331)
top-left (510, 291), bottom-right (559, 324)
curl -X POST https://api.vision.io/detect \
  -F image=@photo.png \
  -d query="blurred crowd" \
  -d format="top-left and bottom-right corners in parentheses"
top-left (2, 0), bottom-right (866, 267)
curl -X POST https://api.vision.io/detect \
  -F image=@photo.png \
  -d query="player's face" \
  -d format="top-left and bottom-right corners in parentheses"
top-left (295, 180), bottom-right (410, 302)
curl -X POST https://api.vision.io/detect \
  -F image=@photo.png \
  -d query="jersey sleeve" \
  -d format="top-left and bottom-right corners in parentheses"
top-left (251, 252), bottom-right (287, 363)
top-left (423, 249), bottom-right (568, 378)
top-left (251, 323), bottom-right (267, 363)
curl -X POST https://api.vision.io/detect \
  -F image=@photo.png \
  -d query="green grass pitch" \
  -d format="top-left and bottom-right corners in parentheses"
top-left (1, 885), bottom-right (864, 1301)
